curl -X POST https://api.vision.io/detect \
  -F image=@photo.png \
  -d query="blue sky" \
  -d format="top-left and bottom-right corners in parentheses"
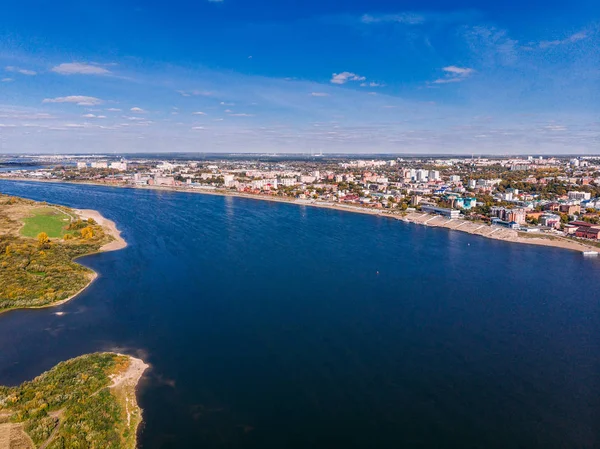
top-left (0, 0), bottom-right (598, 154)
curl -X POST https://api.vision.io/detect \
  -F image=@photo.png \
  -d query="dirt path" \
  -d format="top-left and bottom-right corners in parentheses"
top-left (36, 410), bottom-right (64, 449)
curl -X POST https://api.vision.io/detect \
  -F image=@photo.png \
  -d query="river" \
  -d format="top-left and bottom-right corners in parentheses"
top-left (0, 180), bottom-right (599, 448)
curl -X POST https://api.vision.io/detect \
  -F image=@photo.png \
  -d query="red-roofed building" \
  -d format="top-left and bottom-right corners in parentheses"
top-left (569, 221), bottom-right (600, 239)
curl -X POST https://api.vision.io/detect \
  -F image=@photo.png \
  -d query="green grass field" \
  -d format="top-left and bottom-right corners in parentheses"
top-left (20, 207), bottom-right (72, 238)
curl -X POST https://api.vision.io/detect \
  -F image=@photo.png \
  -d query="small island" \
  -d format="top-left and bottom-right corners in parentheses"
top-left (0, 352), bottom-right (148, 449)
top-left (0, 194), bottom-right (126, 313)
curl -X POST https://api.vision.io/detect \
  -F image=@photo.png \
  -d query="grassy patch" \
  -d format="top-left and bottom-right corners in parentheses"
top-left (20, 207), bottom-right (72, 238)
top-left (0, 194), bottom-right (114, 312)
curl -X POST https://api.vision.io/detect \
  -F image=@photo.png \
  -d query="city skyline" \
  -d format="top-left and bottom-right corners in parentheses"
top-left (1, 0), bottom-right (599, 154)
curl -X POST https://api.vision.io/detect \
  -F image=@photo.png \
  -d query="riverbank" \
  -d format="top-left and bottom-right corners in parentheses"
top-left (1, 177), bottom-right (597, 254)
top-left (398, 212), bottom-right (597, 253)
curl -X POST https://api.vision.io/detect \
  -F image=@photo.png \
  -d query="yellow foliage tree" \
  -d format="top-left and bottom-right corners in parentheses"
top-left (81, 227), bottom-right (94, 239)
top-left (37, 232), bottom-right (50, 246)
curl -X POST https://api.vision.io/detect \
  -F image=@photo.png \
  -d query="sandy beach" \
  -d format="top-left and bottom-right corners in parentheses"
top-left (74, 208), bottom-right (127, 251)
top-left (109, 354), bottom-right (149, 448)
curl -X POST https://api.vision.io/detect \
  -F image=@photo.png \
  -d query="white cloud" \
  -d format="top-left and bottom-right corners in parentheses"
top-left (361, 13), bottom-right (425, 25)
top-left (42, 96), bottom-right (104, 106)
top-left (5, 66), bottom-right (37, 76)
top-left (443, 66), bottom-right (474, 75)
top-left (544, 125), bottom-right (567, 131)
top-left (229, 113), bottom-right (254, 117)
top-left (191, 126), bottom-right (206, 130)
top-left (360, 82), bottom-right (385, 87)
top-left (432, 66), bottom-right (474, 84)
top-left (177, 90), bottom-right (213, 97)
top-left (1, 78), bottom-right (13, 82)
top-left (123, 116), bottom-right (145, 121)
top-left (192, 111), bottom-right (207, 115)
top-left (539, 31), bottom-right (588, 49)
top-left (51, 63), bottom-right (111, 75)
top-left (130, 107), bottom-right (147, 113)
top-left (311, 92), bottom-right (330, 97)
top-left (106, 108), bottom-right (122, 112)
top-left (82, 113), bottom-right (106, 119)
top-left (330, 72), bottom-right (366, 85)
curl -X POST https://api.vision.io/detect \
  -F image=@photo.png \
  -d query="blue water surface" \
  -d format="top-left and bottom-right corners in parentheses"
top-left (0, 180), bottom-right (598, 449)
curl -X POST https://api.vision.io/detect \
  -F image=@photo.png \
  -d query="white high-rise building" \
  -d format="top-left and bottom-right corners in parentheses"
top-left (110, 161), bottom-right (128, 171)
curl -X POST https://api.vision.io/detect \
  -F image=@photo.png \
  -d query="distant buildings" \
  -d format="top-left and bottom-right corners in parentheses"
top-left (568, 191), bottom-right (591, 201)
top-left (110, 161), bottom-right (128, 171)
top-left (490, 207), bottom-right (526, 225)
top-left (454, 197), bottom-right (477, 210)
top-left (539, 213), bottom-right (561, 229)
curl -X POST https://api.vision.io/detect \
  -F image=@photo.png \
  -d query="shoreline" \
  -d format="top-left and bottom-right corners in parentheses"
top-left (110, 354), bottom-right (150, 448)
top-left (1, 177), bottom-right (597, 254)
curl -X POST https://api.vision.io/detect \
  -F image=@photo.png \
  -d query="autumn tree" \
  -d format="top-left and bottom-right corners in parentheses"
top-left (81, 227), bottom-right (94, 239)
top-left (37, 232), bottom-right (50, 247)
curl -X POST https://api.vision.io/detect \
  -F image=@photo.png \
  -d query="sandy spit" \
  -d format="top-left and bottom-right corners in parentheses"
top-left (74, 208), bottom-right (127, 251)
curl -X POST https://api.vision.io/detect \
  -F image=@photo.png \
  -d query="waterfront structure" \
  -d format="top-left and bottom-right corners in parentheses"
top-left (491, 218), bottom-right (521, 230)
top-left (420, 205), bottom-right (461, 219)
